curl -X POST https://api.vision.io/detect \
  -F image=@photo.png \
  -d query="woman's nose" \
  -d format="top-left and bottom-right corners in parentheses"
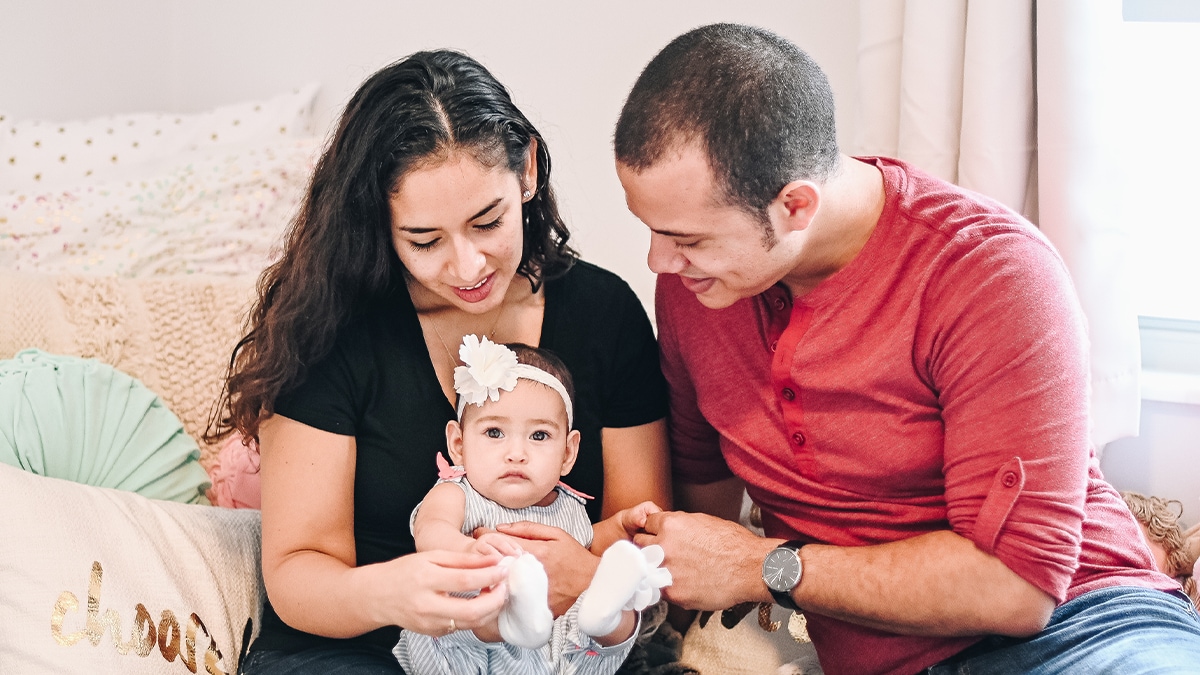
top-left (450, 235), bottom-right (486, 281)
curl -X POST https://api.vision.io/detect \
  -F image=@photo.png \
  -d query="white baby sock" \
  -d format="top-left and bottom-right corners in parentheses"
top-left (497, 553), bottom-right (553, 649)
top-left (578, 540), bottom-right (672, 638)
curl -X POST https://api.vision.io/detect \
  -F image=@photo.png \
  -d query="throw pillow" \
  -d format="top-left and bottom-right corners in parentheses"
top-left (0, 462), bottom-right (262, 675)
top-left (0, 349), bottom-right (211, 503)
top-left (0, 84), bottom-right (319, 194)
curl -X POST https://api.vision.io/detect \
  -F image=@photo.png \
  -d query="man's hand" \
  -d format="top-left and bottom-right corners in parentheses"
top-left (634, 510), bottom-right (779, 611)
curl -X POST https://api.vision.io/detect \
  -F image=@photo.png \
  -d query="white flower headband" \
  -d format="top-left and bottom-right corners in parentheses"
top-left (454, 335), bottom-right (574, 428)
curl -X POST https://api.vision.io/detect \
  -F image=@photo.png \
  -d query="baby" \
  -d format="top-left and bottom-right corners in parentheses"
top-left (393, 336), bottom-right (671, 674)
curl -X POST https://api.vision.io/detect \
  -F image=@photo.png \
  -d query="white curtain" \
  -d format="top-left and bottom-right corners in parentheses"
top-left (851, 0), bottom-right (1140, 450)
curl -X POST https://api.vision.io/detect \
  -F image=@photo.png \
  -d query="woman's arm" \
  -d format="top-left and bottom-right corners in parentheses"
top-left (600, 419), bottom-right (672, 518)
top-left (259, 414), bottom-right (510, 638)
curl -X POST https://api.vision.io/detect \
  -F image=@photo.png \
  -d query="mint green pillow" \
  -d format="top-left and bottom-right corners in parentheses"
top-left (0, 349), bottom-right (210, 503)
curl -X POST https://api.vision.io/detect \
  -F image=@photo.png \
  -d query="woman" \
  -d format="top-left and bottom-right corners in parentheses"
top-left (207, 50), bottom-right (671, 673)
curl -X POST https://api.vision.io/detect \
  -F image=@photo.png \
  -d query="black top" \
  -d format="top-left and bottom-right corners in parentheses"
top-left (255, 260), bottom-right (668, 652)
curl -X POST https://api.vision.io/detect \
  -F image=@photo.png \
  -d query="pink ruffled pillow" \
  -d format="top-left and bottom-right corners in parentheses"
top-left (207, 433), bottom-right (261, 509)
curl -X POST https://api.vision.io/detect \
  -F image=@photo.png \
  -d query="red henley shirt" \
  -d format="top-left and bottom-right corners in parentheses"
top-left (656, 157), bottom-right (1175, 675)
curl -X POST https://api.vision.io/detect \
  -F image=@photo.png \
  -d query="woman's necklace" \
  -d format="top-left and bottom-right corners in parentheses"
top-left (426, 305), bottom-right (505, 367)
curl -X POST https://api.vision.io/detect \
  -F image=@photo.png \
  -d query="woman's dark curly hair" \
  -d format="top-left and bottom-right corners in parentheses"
top-left (206, 50), bottom-right (576, 442)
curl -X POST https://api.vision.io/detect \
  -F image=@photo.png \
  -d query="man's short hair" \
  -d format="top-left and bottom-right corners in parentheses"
top-left (615, 23), bottom-right (840, 225)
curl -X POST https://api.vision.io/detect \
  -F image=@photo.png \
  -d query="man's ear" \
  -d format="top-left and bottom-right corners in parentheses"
top-left (446, 420), bottom-right (465, 466)
top-left (522, 137), bottom-right (539, 198)
top-left (772, 180), bottom-right (821, 233)
top-left (560, 429), bottom-right (581, 476)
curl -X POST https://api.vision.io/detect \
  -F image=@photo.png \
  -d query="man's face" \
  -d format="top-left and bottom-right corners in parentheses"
top-left (617, 144), bottom-right (799, 309)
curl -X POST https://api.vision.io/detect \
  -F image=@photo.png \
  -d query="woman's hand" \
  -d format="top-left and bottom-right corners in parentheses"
top-left (488, 521), bottom-right (599, 616)
top-left (377, 549), bottom-right (510, 636)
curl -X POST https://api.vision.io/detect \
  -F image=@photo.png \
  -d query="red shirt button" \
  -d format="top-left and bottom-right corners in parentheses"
top-left (770, 340), bottom-right (779, 352)
top-left (782, 388), bottom-right (795, 401)
top-left (1002, 472), bottom-right (1018, 488)
top-left (773, 297), bottom-right (787, 311)
top-left (792, 432), bottom-right (806, 446)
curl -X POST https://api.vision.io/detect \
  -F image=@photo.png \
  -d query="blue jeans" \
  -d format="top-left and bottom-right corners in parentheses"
top-left (240, 645), bottom-right (407, 674)
top-left (926, 586), bottom-right (1200, 674)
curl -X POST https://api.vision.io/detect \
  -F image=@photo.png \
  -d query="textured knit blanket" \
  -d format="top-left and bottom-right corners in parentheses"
top-left (0, 270), bottom-right (256, 469)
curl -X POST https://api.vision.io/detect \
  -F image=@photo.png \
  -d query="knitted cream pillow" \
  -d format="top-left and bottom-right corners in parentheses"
top-left (0, 463), bottom-right (262, 675)
top-left (0, 270), bottom-right (258, 470)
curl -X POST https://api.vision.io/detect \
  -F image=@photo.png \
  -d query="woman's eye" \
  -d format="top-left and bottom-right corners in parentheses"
top-left (409, 239), bottom-right (439, 251)
top-left (474, 218), bottom-right (502, 232)
top-left (485, 428), bottom-right (504, 439)
top-left (530, 430), bottom-right (549, 441)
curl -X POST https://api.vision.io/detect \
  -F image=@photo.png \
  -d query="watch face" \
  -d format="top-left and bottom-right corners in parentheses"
top-left (762, 547), bottom-right (802, 593)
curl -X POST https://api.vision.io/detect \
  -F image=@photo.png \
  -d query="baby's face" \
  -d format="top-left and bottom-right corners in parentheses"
top-left (455, 380), bottom-right (577, 509)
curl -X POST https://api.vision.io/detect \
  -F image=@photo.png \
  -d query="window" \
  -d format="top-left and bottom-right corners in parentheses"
top-left (1121, 1), bottom-right (1200, 398)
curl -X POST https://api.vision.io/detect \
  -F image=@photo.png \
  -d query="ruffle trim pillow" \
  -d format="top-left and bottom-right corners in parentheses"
top-left (0, 349), bottom-right (210, 503)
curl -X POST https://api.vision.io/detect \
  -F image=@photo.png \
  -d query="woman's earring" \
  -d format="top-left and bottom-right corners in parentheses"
top-left (522, 189), bottom-right (532, 200)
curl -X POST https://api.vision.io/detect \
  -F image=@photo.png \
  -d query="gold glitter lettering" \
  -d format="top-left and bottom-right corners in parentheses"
top-left (50, 562), bottom-right (234, 673)
top-left (50, 591), bottom-right (86, 645)
top-left (158, 610), bottom-right (181, 662)
top-left (758, 602), bottom-right (781, 632)
top-left (132, 603), bottom-right (157, 657)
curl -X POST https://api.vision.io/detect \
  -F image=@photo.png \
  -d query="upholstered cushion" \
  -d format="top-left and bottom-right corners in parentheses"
top-left (0, 462), bottom-right (262, 674)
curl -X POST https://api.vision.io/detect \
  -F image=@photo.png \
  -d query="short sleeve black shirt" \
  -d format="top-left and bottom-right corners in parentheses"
top-left (256, 260), bottom-right (667, 652)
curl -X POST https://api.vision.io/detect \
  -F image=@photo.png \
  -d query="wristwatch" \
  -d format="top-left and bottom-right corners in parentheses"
top-left (761, 540), bottom-right (807, 611)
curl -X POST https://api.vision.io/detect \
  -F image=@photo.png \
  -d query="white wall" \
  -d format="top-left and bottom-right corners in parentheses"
top-left (3, 0), bottom-right (1194, 524)
top-left (0, 0), bottom-right (860, 309)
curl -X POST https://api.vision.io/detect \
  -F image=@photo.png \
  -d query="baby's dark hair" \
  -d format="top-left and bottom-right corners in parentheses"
top-left (505, 343), bottom-right (576, 413)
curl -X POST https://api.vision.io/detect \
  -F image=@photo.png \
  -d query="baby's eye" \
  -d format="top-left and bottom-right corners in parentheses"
top-left (485, 428), bottom-right (504, 439)
top-left (530, 430), bottom-right (549, 441)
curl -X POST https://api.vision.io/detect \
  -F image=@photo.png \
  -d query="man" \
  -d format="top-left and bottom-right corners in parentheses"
top-left (616, 23), bottom-right (1200, 675)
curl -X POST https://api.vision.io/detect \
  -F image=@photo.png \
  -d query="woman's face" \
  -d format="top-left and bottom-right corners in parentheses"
top-left (390, 147), bottom-right (536, 314)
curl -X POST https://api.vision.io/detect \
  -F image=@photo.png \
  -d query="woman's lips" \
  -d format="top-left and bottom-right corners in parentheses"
top-left (453, 273), bottom-right (495, 303)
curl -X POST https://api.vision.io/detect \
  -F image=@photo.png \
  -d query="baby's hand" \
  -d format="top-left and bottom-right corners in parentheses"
top-left (616, 501), bottom-right (663, 538)
top-left (474, 531), bottom-right (525, 558)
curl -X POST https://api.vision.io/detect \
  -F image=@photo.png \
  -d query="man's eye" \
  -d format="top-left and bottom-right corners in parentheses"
top-left (530, 430), bottom-right (549, 441)
top-left (678, 239), bottom-right (701, 249)
top-left (485, 428), bottom-right (504, 439)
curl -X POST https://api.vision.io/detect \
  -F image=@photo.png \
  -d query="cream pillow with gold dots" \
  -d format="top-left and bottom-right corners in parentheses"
top-left (0, 83), bottom-right (318, 195)
top-left (0, 136), bottom-right (319, 277)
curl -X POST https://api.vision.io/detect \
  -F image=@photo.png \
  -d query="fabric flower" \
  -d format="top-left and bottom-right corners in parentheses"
top-left (454, 334), bottom-right (520, 407)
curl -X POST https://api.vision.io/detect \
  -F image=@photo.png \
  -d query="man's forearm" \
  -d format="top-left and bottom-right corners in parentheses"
top-left (791, 530), bottom-right (1055, 637)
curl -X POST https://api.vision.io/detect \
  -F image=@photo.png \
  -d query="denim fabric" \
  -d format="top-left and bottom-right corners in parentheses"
top-left (925, 586), bottom-right (1200, 674)
top-left (241, 645), bottom-right (408, 675)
